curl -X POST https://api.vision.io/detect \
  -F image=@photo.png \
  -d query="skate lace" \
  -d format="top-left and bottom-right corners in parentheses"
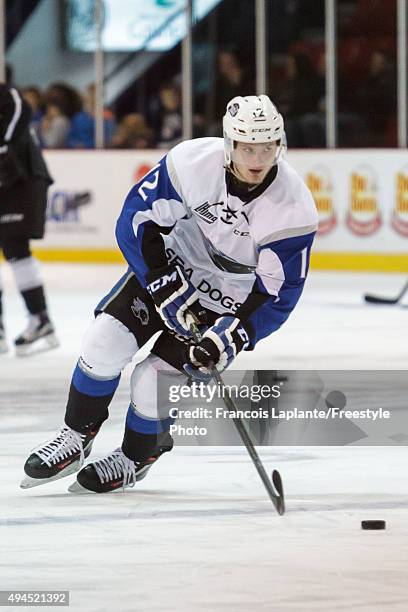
top-left (94, 449), bottom-right (137, 489)
top-left (36, 427), bottom-right (86, 467)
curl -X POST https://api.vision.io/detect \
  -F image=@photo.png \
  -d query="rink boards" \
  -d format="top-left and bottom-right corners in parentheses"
top-left (29, 149), bottom-right (408, 272)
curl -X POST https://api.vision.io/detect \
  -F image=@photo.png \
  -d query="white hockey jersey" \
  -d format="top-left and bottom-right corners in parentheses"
top-left (116, 137), bottom-right (318, 347)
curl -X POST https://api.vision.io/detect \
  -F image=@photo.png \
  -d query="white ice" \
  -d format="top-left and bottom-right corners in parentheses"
top-left (0, 265), bottom-right (407, 611)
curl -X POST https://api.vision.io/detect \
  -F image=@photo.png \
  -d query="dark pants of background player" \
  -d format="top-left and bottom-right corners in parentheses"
top-left (64, 269), bottom-right (219, 462)
top-left (0, 178), bottom-right (49, 319)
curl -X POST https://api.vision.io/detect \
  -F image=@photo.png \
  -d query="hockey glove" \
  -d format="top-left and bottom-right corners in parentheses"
top-left (146, 264), bottom-right (206, 337)
top-left (184, 316), bottom-right (250, 382)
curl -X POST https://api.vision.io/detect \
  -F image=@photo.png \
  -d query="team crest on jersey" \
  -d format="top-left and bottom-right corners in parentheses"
top-left (194, 201), bottom-right (223, 224)
top-left (221, 205), bottom-right (249, 226)
top-left (131, 297), bottom-right (149, 326)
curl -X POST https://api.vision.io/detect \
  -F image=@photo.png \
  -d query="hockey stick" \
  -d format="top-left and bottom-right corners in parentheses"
top-left (364, 279), bottom-right (408, 305)
top-left (188, 319), bottom-right (285, 515)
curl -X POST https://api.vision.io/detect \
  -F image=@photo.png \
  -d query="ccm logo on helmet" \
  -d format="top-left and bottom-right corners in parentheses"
top-left (147, 271), bottom-right (177, 293)
top-left (252, 128), bottom-right (272, 132)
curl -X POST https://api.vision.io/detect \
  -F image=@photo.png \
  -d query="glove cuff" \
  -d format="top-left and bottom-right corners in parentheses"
top-left (210, 316), bottom-right (250, 354)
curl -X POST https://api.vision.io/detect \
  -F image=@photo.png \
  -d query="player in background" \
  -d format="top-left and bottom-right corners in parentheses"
top-left (21, 95), bottom-right (318, 493)
top-left (0, 83), bottom-right (58, 356)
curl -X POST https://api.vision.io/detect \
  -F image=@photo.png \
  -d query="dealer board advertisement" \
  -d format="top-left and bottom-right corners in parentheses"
top-left (41, 149), bottom-right (408, 268)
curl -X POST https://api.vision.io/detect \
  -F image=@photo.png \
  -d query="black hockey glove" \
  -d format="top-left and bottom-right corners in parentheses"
top-left (184, 316), bottom-right (250, 382)
top-left (146, 264), bottom-right (206, 337)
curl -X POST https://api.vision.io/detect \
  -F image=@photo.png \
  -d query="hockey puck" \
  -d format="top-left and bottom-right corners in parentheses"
top-left (361, 520), bottom-right (386, 530)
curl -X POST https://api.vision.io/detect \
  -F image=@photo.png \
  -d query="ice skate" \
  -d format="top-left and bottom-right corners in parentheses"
top-left (68, 438), bottom-right (173, 494)
top-left (15, 311), bottom-right (59, 357)
top-left (20, 423), bottom-right (101, 489)
top-left (0, 320), bottom-right (8, 354)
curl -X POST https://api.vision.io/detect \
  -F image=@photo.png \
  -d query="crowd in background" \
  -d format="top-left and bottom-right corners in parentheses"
top-left (16, 79), bottom-right (185, 151)
top-left (13, 44), bottom-right (397, 152)
top-left (8, 0), bottom-right (398, 150)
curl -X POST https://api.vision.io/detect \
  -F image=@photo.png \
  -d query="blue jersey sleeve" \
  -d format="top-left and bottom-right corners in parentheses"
top-left (115, 155), bottom-right (186, 286)
top-left (236, 231), bottom-right (316, 348)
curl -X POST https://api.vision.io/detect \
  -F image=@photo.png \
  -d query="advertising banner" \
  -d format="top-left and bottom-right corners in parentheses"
top-left (39, 149), bottom-right (408, 270)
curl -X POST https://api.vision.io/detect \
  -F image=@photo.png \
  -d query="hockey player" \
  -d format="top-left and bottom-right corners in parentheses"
top-left (0, 83), bottom-right (58, 356)
top-left (21, 95), bottom-right (318, 493)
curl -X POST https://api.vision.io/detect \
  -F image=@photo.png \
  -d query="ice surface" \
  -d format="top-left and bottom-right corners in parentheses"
top-left (0, 265), bottom-right (407, 611)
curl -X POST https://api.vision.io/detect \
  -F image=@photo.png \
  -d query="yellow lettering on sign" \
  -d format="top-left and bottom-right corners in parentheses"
top-left (351, 195), bottom-right (376, 212)
top-left (306, 174), bottom-right (323, 192)
top-left (396, 194), bottom-right (408, 213)
top-left (397, 174), bottom-right (408, 191)
top-left (351, 174), bottom-right (367, 192)
top-left (315, 198), bottom-right (331, 212)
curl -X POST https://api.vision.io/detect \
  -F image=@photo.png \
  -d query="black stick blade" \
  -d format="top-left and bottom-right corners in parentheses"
top-left (272, 470), bottom-right (285, 515)
top-left (364, 294), bottom-right (398, 305)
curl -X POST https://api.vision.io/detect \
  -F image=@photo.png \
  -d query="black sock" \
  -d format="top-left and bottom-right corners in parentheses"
top-left (122, 426), bottom-right (173, 462)
top-left (64, 383), bottom-right (112, 434)
top-left (21, 286), bottom-right (47, 315)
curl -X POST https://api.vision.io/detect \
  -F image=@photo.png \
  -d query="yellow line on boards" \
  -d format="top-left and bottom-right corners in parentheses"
top-left (311, 252), bottom-right (408, 273)
top-left (30, 249), bottom-right (126, 264)
top-left (1, 249), bottom-right (407, 273)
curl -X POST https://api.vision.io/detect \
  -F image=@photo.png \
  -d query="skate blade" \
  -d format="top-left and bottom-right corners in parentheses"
top-left (68, 481), bottom-right (90, 494)
top-left (20, 460), bottom-right (82, 489)
top-left (16, 334), bottom-right (60, 358)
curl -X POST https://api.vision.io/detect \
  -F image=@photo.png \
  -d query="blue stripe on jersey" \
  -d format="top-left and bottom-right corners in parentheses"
top-left (247, 279), bottom-right (304, 344)
top-left (246, 231), bottom-right (315, 346)
top-left (126, 404), bottom-right (175, 434)
top-left (94, 267), bottom-right (133, 314)
top-left (259, 232), bottom-right (315, 280)
top-left (72, 364), bottom-right (121, 397)
top-left (115, 155), bottom-right (183, 287)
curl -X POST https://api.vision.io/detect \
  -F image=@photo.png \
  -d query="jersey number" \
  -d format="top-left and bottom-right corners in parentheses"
top-left (138, 164), bottom-right (160, 202)
top-left (300, 247), bottom-right (309, 279)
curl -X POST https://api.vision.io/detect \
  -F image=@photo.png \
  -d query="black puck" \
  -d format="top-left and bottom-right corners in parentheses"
top-left (361, 520), bottom-right (386, 530)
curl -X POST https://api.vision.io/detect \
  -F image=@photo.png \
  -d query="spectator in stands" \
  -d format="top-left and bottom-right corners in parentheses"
top-left (272, 52), bottom-right (324, 147)
top-left (40, 83), bottom-right (82, 148)
top-left (215, 50), bottom-right (246, 114)
top-left (207, 49), bottom-right (253, 135)
top-left (67, 84), bottom-right (116, 149)
top-left (21, 86), bottom-right (44, 141)
top-left (40, 102), bottom-right (70, 148)
top-left (154, 83), bottom-right (182, 148)
top-left (355, 50), bottom-right (396, 145)
top-left (111, 113), bottom-right (154, 149)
